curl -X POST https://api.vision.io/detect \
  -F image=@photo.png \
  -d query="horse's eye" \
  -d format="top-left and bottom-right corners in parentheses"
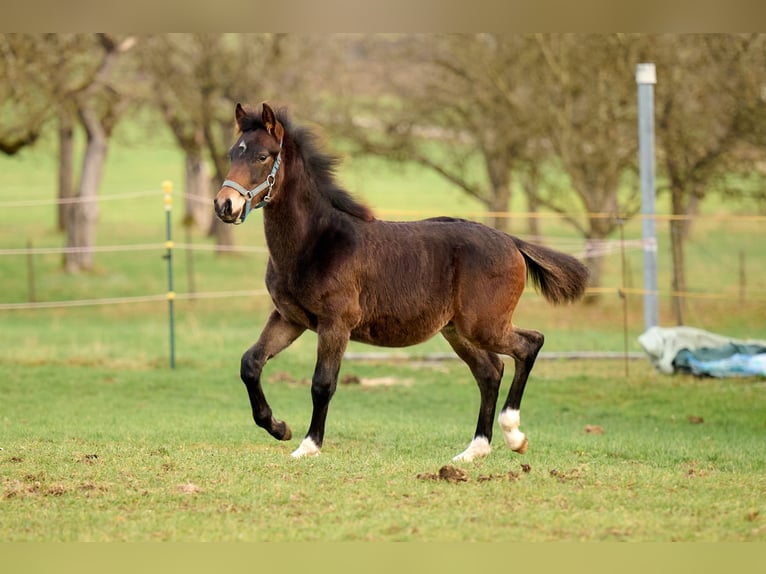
top-left (258, 154), bottom-right (269, 162)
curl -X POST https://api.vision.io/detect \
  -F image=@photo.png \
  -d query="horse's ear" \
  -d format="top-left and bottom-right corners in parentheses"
top-left (235, 103), bottom-right (247, 131)
top-left (261, 102), bottom-right (283, 140)
top-left (261, 103), bottom-right (276, 134)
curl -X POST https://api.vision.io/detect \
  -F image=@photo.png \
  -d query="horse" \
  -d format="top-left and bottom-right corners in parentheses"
top-left (213, 102), bottom-right (589, 461)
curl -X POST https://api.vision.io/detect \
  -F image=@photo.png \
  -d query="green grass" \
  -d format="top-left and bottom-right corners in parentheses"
top-left (1, 112), bottom-right (765, 542)
top-left (1, 331), bottom-right (764, 541)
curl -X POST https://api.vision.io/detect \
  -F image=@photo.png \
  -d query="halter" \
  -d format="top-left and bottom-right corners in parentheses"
top-left (222, 141), bottom-right (283, 224)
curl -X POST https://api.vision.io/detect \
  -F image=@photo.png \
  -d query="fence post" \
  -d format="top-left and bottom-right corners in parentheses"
top-left (163, 181), bottom-right (176, 369)
top-left (618, 218), bottom-right (629, 378)
top-left (637, 63), bottom-right (659, 331)
top-left (739, 249), bottom-right (746, 302)
top-left (27, 239), bottom-right (36, 303)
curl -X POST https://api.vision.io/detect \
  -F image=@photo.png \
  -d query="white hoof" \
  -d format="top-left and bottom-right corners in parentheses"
top-left (290, 437), bottom-right (321, 458)
top-left (452, 436), bottom-right (491, 462)
top-left (498, 409), bottom-right (527, 452)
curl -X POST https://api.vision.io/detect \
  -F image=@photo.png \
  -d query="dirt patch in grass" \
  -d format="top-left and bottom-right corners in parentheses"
top-left (416, 465), bottom-right (469, 483)
top-left (549, 466), bottom-right (588, 483)
top-left (270, 371), bottom-right (413, 388)
top-left (176, 482), bottom-right (203, 495)
top-left (416, 463), bottom-right (534, 483)
top-left (3, 470), bottom-right (110, 500)
top-left (341, 374), bottom-right (413, 387)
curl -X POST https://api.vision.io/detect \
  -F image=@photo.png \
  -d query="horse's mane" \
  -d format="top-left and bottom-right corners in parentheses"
top-left (239, 106), bottom-right (375, 222)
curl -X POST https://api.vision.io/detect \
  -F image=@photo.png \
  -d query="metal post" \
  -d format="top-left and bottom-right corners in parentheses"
top-left (636, 63), bottom-right (659, 330)
top-left (163, 181), bottom-right (176, 369)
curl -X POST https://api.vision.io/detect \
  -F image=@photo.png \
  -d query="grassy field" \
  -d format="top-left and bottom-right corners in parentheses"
top-left (1, 328), bottom-right (764, 542)
top-left (1, 114), bottom-right (765, 542)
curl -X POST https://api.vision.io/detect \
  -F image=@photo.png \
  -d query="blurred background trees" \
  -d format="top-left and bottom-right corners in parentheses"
top-left (642, 34), bottom-right (766, 323)
top-left (2, 33), bottom-right (765, 318)
top-left (0, 33), bottom-right (137, 271)
top-left (321, 34), bottom-right (766, 303)
top-left (137, 33), bottom-right (322, 251)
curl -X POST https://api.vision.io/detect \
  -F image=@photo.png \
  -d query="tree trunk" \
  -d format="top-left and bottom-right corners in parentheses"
top-left (184, 150), bottom-right (211, 230)
top-left (669, 187), bottom-right (688, 325)
top-left (57, 109), bottom-right (75, 232)
top-left (64, 108), bottom-right (108, 273)
top-left (206, 176), bottom-right (235, 253)
top-left (209, 217), bottom-right (235, 254)
top-left (521, 169), bottom-right (542, 241)
top-left (581, 210), bottom-right (615, 305)
top-left (486, 154), bottom-right (511, 233)
top-left (582, 243), bottom-right (604, 306)
top-left (204, 117), bottom-right (235, 253)
top-left (679, 188), bottom-right (700, 241)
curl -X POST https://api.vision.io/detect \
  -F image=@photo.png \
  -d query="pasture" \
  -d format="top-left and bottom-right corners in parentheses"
top-left (1, 116), bottom-right (765, 542)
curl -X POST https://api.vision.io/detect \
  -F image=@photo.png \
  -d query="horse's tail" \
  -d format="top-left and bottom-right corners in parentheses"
top-left (512, 236), bottom-right (590, 305)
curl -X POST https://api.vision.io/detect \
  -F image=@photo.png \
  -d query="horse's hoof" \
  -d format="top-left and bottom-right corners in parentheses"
top-left (268, 419), bottom-right (291, 441)
top-left (452, 436), bottom-right (491, 462)
top-left (279, 421), bottom-right (292, 441)
top-left (291, 437), bottom-right (321, 458)
top-left (514, 437), bottom-right (528, 455)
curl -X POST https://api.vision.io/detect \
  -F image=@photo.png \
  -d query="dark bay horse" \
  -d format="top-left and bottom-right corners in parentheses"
top-left (213, 102), bottom-right (589, 461)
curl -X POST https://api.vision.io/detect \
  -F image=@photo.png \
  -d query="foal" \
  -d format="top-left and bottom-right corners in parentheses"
top-left (214, 102), bottom-right (589, 461)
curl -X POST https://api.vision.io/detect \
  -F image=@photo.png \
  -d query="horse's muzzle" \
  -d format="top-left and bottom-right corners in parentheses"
top-left (213, 197), bottom-right (238, 224)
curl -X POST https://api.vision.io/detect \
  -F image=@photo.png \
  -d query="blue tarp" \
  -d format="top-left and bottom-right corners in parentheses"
top-left (638, 326), bottom-right (766, 378)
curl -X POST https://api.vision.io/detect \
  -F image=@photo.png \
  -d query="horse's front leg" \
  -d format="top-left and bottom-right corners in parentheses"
top-left (241, 310), bottom-right (306, 441)
top-left (291, 322), bottom-right (351, 458)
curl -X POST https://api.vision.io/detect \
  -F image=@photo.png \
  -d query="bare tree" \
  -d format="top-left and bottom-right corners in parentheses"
top-left (64, 33), bottom-right (137, 273)
top-left (139, 33), bottom-right (316, 252)
top-left (0, 34), bottom-right (124, 233)
top-left (140, 35), bottom-right (213, 232)
top-left (326, 34), bottom-right (539, 232)
top-left (646, 34), bottom-right (766, 324)
top-left (524, 34), bottom-right (642, 296)
top-left (327, 34), bottom-right (641, 297)
top-left (48, 34), bottom-right (112, 233)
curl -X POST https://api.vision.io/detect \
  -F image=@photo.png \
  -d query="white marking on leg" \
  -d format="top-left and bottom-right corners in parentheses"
top-left (498, 409), bottom-right (527, 452)
top-left (290, 437), bottom-right (321, 458)
top-left (452, 436), bottom-right (491, 462)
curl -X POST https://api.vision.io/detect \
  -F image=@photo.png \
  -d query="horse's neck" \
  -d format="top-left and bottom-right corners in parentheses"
top-left (262, 179), bottom-right (332, 264)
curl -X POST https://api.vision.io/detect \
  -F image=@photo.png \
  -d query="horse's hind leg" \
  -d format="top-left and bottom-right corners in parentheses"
top-left (493, 327), bottom-right (544, 454)
top-left (240, 310), bottom-right (305, 441)
top-left (442, 325), bottom-right (505, 462)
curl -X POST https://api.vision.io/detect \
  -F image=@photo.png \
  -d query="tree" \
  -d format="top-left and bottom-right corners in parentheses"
top-left (64, 34), bottom-right (137, 273)
top-left (327, 34), bottom-right (642, 297)
top-left (140, 33), bottom-right (316, 252)
top-left (49, 34), bottom-right (117, 233)
top-left (0, 34), bottom-right (131, 235)
top-left (523, 34), bottom-right (642, 295)
top-left (140, 34), bottom-right (215, 233)
top-left (326, 34), bottom-right (539, 233)
top-left (646, 34), bottom-right (766, 324)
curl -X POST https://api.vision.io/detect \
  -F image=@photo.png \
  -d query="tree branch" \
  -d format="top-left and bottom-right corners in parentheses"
top-left (0, 131), bottom-right (39, 155)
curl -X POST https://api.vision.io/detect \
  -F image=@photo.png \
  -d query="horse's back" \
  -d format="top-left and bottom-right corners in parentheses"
top-left (347, 217), bottom-right (526, 346)
top-left (363, 217), bottom-right (521, 285)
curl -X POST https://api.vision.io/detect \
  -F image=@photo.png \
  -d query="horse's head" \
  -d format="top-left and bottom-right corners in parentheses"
top-left (213, 102), bottom-right (285, 224)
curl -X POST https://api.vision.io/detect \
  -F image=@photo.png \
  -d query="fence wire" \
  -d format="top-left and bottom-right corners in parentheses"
top-left (1, 189), bottom-right (764, 311)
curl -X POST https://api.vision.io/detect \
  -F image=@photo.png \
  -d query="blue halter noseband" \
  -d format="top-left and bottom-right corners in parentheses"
top-left (221, 144), bottom-right (282, 224)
